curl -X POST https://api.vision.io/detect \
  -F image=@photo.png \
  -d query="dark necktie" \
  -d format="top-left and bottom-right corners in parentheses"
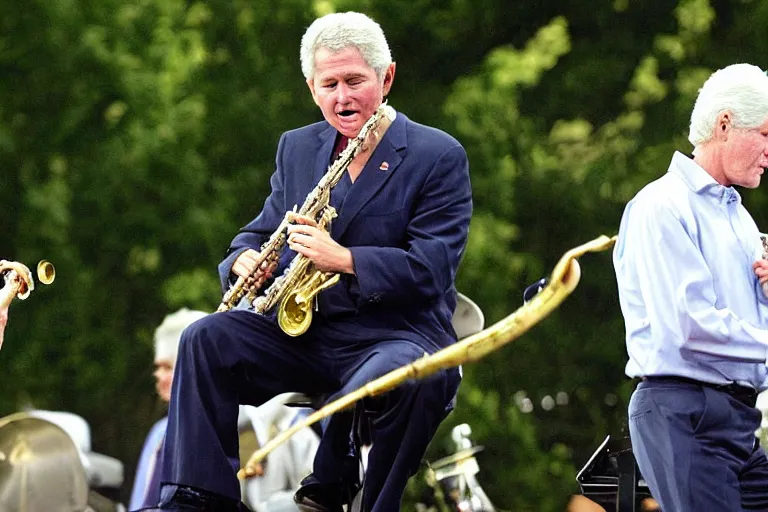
top-left (332, 135), bottom-right (349, 161)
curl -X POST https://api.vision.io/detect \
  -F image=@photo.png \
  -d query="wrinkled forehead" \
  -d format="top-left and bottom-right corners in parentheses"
top-left (315, 45), bottom-right (371, 66)
top-left (312, 46), bottom-right (378, 77)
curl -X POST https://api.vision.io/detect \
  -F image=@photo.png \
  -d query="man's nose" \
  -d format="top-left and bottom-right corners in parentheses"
top-left (336, 82), bottom-right (350, 103)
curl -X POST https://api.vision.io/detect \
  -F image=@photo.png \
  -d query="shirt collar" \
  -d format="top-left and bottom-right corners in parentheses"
top-left (668, 151), bottom-right (741, 206)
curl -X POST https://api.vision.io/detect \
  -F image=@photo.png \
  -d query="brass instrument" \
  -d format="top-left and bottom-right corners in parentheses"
top-left (218, 103), bottom-right (395, 338)
top-left (1, 260), bottom-right (55, 302)
top-left (238, 234), bottom-right (617, 478)
top-left (274, 206), bottom-right (342, 336)
top-left (0, 412), bottom-right (89, 512)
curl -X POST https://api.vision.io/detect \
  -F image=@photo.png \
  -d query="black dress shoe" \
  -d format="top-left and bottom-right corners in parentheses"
top-left (294, 474), bottom-right (345, 512)
top-left (144, 485), bottom-right (251, 512)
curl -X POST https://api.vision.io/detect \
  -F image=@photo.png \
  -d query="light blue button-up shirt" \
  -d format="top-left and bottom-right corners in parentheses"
top-left (614, 151), bottom-right (768, 391)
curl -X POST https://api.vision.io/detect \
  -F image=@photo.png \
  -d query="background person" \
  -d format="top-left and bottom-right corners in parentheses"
top-left (239, 397), bottom-right (320, 512)
top-left (129, 308), bottom-right (208, 510)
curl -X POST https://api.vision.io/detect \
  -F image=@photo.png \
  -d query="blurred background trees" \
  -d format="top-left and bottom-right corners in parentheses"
top-left (2, 0), bottom-right (767, 509)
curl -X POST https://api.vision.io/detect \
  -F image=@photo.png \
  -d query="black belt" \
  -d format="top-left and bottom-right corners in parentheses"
top-left (641, 375), bottom-right (758, 408)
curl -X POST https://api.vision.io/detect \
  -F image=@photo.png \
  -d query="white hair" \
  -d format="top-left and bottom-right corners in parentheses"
top-left (688, 63), bottom-right (768, 146)
top-left (300, 12), bottom-right (392, 80)
top-left (154, 308), bottom-right (208, 365)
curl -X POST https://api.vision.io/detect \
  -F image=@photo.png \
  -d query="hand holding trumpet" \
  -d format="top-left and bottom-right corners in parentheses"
top-left (0, 260), bottom-right (55, 350)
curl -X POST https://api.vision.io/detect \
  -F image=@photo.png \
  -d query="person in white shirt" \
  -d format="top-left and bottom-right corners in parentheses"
top-left (614, 63), bottom-right (768, 512)
top-left (239, 397), bottom-right (320, 512)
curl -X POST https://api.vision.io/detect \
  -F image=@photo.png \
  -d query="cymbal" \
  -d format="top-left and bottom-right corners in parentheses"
top-left (0, 412), bottom-right (89, 512)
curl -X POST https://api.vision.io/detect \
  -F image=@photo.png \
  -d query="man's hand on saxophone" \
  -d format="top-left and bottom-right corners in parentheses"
top-left (232, 249), bottom-right (279, 289)
top-left (287, 214), bottom-right (355, 275)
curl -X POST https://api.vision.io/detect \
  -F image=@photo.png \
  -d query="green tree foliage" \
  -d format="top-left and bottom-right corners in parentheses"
top-left (1, 0), bottom-right (767, 509)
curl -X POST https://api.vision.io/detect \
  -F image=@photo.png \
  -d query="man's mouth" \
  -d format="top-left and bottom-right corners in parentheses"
top-left (338, 109), bottom-right (357, 117)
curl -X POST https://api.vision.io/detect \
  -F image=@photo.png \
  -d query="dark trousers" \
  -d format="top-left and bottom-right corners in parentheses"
top-left (158, 310), bottom-right (460, 512)
top-left (629, 378), bottom-right (768, 511)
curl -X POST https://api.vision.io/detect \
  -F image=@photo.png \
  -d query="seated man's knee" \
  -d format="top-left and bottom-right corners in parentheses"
top-left (177, 315), bottom-right (226, 362)
top-left (398, 366), bottom-right (461, 407)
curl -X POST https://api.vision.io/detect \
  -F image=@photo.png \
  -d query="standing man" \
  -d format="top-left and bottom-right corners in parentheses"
top-left (614, 63), bottom-right (768, 511)
top-left (153, 10), bottom-right (472, 512)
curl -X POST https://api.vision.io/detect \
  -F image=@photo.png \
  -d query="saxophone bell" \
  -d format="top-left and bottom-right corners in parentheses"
top-left (277, 271), bottom-right (341, 337)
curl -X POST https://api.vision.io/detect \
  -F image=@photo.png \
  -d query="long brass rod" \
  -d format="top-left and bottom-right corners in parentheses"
top-left (238, 235), bottom-right (617, 479)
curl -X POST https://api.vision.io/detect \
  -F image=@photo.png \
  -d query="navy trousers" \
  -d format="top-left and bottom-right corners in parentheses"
top-left (158, 310), bottom-right (460, 512)
top-left (629, 379), bottom-right (768, 511)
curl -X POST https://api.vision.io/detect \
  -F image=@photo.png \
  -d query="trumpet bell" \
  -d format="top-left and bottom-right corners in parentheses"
top-left (36, 261), bottom-right (55, 285)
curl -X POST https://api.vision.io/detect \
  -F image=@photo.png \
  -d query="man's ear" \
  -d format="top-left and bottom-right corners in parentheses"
top-left (307, 78), bottom-right (320, 107)
top-left (382, 62), bottom-right (396, 97)
top-left (717, 112), bottom-right (732, 140)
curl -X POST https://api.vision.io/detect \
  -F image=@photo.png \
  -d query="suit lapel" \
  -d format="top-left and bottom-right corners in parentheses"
top-left (331, 112), bottom-right (407, 240)
top-left (313, 124), bottom-right (338, 187)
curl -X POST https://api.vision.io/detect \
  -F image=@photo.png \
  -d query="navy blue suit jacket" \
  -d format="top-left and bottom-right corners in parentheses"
top-left (218, 111), bottom-right (472, 351)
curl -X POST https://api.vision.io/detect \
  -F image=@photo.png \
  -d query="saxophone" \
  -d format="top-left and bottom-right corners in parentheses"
top-left (218, 103), bottom-right (395, 337)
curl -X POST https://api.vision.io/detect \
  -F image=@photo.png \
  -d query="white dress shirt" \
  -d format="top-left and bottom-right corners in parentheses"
top-left (614, 152), bottom-right (768, 390)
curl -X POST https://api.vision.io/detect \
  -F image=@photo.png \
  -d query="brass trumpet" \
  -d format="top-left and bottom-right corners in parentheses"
top-left (37, 260), bottom-right (55, 285)
top-left (238, 234), bottom-right (617, 478)
top-left (1, 260), bottom-right (56, 301)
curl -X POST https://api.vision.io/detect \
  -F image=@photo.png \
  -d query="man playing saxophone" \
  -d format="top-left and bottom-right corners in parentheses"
top-left (151, 11), bottom-right (472, 512)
